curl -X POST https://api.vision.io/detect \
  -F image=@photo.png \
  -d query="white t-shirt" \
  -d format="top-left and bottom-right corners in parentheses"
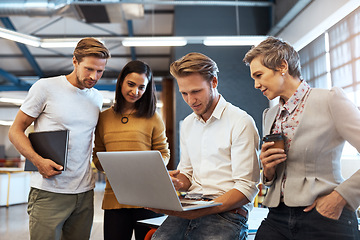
top-left (20, 75), bottom-right (103, 194)
top-left (178, 96), bottom-right (260, 210)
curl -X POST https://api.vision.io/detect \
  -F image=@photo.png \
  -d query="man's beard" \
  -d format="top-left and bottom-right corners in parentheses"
top-left (199, 87), bottom-right (214, 117)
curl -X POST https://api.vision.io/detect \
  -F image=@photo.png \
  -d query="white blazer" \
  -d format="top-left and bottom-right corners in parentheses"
top-left (262, 87), bottom-right (360, 211)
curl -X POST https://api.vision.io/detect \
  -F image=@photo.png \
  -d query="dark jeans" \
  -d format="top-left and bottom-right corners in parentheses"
top-left (151, 212), bottom-right (248, 240)
top-left (104, 208), bottom-right (162, 240)
top-left (255, 202), bottom-right (360, 240)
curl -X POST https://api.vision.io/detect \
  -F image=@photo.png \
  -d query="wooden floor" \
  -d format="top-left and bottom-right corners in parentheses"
top-left (0, 182), bottom-right (108, 240)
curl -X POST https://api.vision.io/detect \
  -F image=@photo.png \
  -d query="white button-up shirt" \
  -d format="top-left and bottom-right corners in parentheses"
top-left (177, 96), bottom-right (260, 207)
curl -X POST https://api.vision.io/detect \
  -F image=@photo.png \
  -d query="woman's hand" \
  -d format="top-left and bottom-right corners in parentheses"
top-left (260, 142), bottom-right (287, 181)
top-left (303, 191), bottom-right (347, 220)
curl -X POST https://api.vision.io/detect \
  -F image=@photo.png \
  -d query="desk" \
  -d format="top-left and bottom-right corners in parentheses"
top-left (138, 207), bottom-right (269, 235)
top-left (0, 168), bottom-right (30, 207)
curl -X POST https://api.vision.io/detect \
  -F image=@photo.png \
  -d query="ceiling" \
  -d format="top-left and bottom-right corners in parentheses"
top-left (0, 0), bottom-right (311, 104)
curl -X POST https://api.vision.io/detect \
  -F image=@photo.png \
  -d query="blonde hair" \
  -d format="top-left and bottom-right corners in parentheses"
top-left (170, 52), bottom-right (219, 82)
top-left (73, 37), bottom-right (110, 63)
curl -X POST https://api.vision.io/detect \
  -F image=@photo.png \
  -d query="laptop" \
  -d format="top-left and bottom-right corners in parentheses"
top-left (97, 150), bottom-right (222, 211)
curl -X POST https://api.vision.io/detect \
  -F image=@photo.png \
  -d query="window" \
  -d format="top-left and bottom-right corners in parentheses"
top-left (299, 7), bottom-right (360, 176)
top-left (299, 34), bottom-right (329, 89)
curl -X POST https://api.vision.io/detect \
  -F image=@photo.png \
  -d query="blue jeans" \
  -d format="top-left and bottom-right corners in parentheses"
top-left (151, 212), bottom-right (248, 240)
top-left (255, 202), bottom-right (360, 240)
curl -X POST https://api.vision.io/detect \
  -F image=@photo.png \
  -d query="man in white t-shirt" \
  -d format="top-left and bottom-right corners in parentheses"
top-left (8, 37), bottom-right (110, 240)
top-left (151, 53), bottom-right (260, 240)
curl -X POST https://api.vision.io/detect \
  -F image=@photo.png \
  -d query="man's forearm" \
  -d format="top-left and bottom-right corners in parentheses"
top-left (214, 189), bottom-right (250, 213)
top-left (9, 129), bottom-right (42, 165)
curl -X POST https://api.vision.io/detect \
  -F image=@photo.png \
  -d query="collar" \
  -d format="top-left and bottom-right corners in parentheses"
top-left (193, 95), bottom-right (226, 123)
top-left (279, 81), bottom-right (310, 114)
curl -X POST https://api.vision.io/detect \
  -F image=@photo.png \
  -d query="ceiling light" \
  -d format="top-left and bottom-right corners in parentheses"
top-left (122, 37), bottom-right (187, 47)
top-left (40, 39), bottom-right (80, 48)
top-left (0, 29), bottom-right (267, 48)
top-left (0, 27), bottom-right (40, 47)
top-left (0, 97), bottom-right (24, 105)
top-left (203, 36), bottom-right (268, 46)
top-left (0, 120), bottom-right (13, 126)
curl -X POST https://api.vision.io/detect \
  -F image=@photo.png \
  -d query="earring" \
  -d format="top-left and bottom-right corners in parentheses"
top-left (281, 72), bottom-right (285, 76)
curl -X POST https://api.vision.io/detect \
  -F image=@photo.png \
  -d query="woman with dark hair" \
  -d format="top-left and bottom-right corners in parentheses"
top-left (93, 60), bottom-right (170, 240)
top-left (113, 60), bottom-right (156, 118)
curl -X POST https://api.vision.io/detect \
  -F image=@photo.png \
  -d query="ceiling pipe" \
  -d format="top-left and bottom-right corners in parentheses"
top-left (0, 0), bottom-right (273, 17)
top-left (0, 0), bottom-right (71, 17)
top-left (70, 1), bottom-right (273, 7)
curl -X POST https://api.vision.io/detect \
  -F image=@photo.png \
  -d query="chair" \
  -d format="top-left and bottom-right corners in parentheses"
top-left (144, 228), bottom-right (157, 240)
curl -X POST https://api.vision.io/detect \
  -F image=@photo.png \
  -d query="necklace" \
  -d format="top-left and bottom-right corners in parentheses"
top-left (121, 108), bottom-right (135, 124)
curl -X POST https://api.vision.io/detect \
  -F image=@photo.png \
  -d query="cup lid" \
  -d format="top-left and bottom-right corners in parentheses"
top-left (262, 133), bottom-right (283, 142)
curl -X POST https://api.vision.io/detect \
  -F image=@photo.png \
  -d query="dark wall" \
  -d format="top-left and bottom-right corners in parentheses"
top-left (171, 5), bottom-right (270, 167)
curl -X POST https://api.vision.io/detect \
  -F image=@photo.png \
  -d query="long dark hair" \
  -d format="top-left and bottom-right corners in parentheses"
top-left (113, 60), bottom-right (157, 118)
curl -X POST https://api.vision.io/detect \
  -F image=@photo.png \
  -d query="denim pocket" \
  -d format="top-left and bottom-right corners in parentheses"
top-left (313, 208), bottom-right (339, 222)
top-left (312, 207), bottom-right (357, 228)
top-left (307, 207), bottom-right (360, 239)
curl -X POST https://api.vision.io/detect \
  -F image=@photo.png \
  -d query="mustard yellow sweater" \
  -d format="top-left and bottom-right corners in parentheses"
top-left (93, 107), bottom-right (170, 210)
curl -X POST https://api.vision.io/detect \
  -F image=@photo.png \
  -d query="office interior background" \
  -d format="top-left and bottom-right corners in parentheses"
top-left (0, 0), bottom-right (360, 238)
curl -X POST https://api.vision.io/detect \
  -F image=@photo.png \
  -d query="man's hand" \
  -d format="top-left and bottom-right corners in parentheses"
top-left (35, 158), bottom-right (63, 178)
top-left (169, 170), bottom-right (191, 192)
top-left (260, 142), bottom-right (287, 181)
top-left (169, 170), bottom-right (185, 190)
top-left (303, 191), bottom-right (347, 220)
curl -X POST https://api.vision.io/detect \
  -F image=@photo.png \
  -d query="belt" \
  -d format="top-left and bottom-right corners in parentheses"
top-left (229, 207), bottom-right (248, 219)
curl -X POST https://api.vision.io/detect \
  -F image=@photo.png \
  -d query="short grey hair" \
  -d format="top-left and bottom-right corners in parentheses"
top-left (243, 36), bottom-right (302, 79)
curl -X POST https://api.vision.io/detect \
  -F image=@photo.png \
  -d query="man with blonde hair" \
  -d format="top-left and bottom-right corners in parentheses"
top-left (151, 52), bottom-right (260, 240)
top-left (9, 37), bottom-right (110, 240)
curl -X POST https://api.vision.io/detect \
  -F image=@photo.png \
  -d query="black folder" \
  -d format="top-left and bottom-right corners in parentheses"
top-left (24, 130), bottom-right (69, 171)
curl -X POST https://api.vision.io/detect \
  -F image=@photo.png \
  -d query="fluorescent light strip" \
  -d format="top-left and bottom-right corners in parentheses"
top-left (0, 97), bottom-right (24, 105)
top-left (0, 120), bottom-right (13, 126)
top-left (203, 36), bottom-right (268, 46)
top-left (41, 38), bottom-right (107, 48)
top-left (0, 28), bottom-right (266, 48)
top-left (40, 39), bottom-right (79, 48)
top-left (0, 27), bottom-right (40, 47)
top-left (122, 37), bottom-right (187, 47)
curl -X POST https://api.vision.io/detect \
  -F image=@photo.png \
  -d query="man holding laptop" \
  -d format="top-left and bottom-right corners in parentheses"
top-left (151, 52), bottom-right (260, 240)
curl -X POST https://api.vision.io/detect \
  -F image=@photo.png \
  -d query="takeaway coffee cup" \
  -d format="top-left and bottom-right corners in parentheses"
top-left (262, 133), bottom-right (285, 150)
